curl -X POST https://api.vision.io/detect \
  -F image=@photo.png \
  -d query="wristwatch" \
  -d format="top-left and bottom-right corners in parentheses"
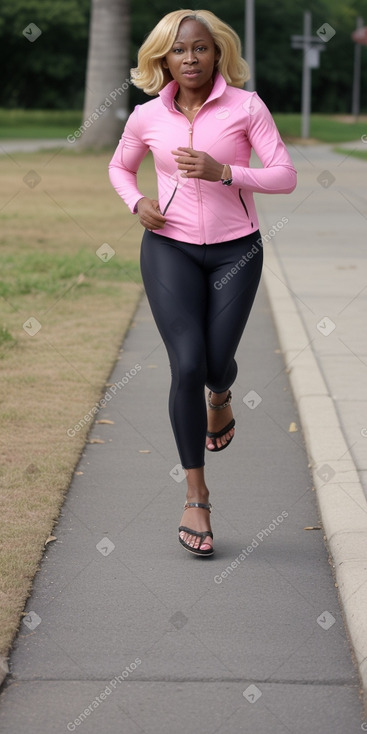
top-left (221, 164), bottom-right (233, 187)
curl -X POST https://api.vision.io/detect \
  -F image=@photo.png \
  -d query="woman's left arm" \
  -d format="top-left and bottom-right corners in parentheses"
top-left (171, 94), bottom-right (297, 192)
top-left (229, 93), bottom-right (297, 194)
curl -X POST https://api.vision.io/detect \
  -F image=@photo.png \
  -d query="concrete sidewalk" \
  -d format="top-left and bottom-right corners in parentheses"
top-left (0, 142), bottom-right (367, 732)
top-left (257, 142), bottom-right (367, 714)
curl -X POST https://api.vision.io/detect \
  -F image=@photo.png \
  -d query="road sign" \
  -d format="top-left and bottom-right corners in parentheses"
top-left (307, 47), bottom-right (320, 69)
top-left (352, 26), bottom-right (367, 45)
top-left (291, 34), bottom-right (326, 48)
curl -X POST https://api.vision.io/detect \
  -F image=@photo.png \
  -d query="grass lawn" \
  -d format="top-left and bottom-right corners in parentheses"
top-left (272, 113), bottom-right (367, 143)
top-left (0, 147), bottom-right (157, 660)
top-left (1, 109), bottom-right (367, 143)
top-left (334, 146), bottom-right (367, 161)
top-left (0, 110), bottom-right (82, 139)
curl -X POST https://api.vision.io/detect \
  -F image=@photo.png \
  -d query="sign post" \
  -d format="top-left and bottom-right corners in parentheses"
top-left (351, 17), bottom-right (365, 118)
top-left (245, 0), bottom-right (255, 92)
top-left (291, 12), bottom-right (327, 138)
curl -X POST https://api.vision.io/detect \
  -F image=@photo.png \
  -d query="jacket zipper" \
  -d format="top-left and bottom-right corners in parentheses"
top-left (238, 189), bottom-right (254, 228)
top-left (238, 188), bottom-right (249, 218)
top-left (163, 121), bottom-right (194, 216)
top-left (188, 123), bottom-right (205, 242)
top-left (162, 184), bottom-right (178, 215)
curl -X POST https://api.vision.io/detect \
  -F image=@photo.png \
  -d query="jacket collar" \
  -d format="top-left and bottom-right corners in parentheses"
top-left (159, 72), bottom-right (227, 110)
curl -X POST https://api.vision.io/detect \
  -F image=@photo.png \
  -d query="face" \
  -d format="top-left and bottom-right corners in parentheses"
top-left (163, 19), bottom-right (219, 90)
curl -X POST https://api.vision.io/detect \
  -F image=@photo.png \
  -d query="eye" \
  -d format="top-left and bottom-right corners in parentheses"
top-left (196, 46), bottom-right (207, 52)
top-left (172, 48), bottom-right (184, 53)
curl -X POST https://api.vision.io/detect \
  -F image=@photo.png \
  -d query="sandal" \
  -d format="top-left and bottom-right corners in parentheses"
top-left (178, 502), bottom-right (214, 556)
top-left (206, 389), bottom-right (235, 452)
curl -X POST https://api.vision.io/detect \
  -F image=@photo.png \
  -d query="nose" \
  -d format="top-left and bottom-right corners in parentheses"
top-left (183, 50), bottom-right (198, 64)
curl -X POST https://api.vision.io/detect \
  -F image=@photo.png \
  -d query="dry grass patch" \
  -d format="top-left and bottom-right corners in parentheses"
top-left (0, 147), bottom-right (157, 659)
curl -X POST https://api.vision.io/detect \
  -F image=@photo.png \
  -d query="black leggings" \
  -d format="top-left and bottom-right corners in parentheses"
top-left (140, 229), bottom-right (263, 469)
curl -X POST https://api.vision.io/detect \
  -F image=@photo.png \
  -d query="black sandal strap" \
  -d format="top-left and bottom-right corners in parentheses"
top-left (178, 526), bottom-right (214, 541)
top-left (206, 418), bottom-right (235, 440)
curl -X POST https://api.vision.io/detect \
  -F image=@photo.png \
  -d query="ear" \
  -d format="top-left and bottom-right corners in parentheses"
top-left (162, 57), bottom-right (169, 70)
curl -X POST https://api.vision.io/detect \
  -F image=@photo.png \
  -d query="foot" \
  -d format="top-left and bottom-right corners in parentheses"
top-left (179, 493), bottom-right (213, 552)
top-left (206, 390), bottom-right (235, 451)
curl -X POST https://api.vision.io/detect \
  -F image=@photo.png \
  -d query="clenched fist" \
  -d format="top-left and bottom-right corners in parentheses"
top-left (137, 198), bottom-right (166, 230)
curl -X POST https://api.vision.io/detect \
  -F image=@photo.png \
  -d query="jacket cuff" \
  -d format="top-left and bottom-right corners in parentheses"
top-left (132, 196), bottom-right (145, 214)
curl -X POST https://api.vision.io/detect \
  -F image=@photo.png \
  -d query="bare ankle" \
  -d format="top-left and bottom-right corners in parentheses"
top-left (186, 486), bottom-right (209, 502)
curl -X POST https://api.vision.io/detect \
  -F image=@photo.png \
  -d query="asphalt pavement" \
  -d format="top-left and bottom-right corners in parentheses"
top-left (0, 139), bottom-right (367, 732)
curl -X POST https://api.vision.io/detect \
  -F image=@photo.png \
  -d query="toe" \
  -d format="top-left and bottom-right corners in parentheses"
top-left (179, 531), bottom-right (212, 551)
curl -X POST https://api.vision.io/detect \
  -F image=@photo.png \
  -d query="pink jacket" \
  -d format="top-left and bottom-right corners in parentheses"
top-left (108, 72), bottom-right (297, 245)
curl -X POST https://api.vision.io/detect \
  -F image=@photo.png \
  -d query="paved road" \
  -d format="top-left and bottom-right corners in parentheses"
top-left (0, 282), bottom-right (363, 732)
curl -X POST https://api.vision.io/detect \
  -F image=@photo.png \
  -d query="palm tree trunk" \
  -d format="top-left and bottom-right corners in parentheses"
top-left (79, 0), bottom-right (130, 148)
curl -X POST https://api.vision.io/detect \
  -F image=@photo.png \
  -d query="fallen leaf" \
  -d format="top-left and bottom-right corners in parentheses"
top-left (89, 438), bottom-right (105, 444)
top-left (304, 526), bottom-right (321, 530)
top-left (75, 471), bottom-right (83, 475)
top-left (96, 419), bottom-right (115, 425)
top-left (45, 536), bottom-right (57, 545)
top-left (288, 422), bottom-right (298, 432)
top-left (139, 450), bottom-right (151, 453)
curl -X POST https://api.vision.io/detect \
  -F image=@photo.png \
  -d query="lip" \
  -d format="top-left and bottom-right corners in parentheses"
top-left (182, 70), bottom-right (201, 77)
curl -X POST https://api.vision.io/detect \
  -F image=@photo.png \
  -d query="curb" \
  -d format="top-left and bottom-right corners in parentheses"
top-left (262, 240), bottom-right (367, 717)
top-left (0, 655), bottom-right (9, 688)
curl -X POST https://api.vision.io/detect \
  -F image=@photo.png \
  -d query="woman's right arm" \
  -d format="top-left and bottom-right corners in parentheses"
top-left (108, 107), bottom-right (166, 229)
top-left (108, 107), bottom-right (149, 213)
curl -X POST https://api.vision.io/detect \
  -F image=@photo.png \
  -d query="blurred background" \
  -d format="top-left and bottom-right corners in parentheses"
top-left (0, 0), bottom-right (366, 145)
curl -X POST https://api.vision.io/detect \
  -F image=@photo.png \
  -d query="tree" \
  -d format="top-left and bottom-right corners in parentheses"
top-left (0, 0), bottom-right (90, 108)
top-left (79, 0), bottom-right (130, 148)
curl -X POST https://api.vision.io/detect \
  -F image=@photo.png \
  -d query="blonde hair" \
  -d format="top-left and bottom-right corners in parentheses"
top-left (130, 9), bottom-right (250, 95)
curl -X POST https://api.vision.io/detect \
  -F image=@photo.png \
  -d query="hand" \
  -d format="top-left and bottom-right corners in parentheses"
top-left (171, 147), bottom-right (223, 181)
top-left (137, 198), bottom-right (166, 230)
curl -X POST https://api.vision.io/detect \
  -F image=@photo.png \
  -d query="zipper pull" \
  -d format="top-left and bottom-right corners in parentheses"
top-left (188, 126), bottom-right (193, 148)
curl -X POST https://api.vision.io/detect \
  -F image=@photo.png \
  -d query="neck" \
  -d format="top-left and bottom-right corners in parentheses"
top-left (175, 77), bottom-right (215, 111)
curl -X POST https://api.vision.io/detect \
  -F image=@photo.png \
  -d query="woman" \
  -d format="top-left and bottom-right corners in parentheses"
top-left (109, 9), bottom-right (297, 557)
